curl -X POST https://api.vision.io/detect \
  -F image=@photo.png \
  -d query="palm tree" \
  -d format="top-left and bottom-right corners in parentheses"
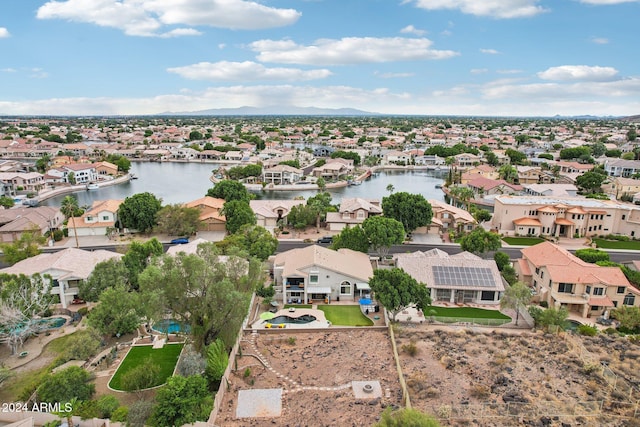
top-left (386, 184), bottom-right (395, 194)
top-left (61, 195), bottom-right (80, 248)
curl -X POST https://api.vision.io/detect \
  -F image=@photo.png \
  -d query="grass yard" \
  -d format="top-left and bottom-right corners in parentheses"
top-left (319, 305), bottom-right (373, 327)
top-left (426, 306), bottom-right (511, 326)
top-left (502, 236), bottom-right (545, 246)
top-left (593, 238), bottom-right (640, 250)
top-left (109, 343), bottom-right (184, 391)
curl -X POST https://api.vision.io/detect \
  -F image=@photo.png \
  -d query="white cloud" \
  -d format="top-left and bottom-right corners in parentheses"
top-left (482, 77), bottom-right (640, 100)
top-left (0, 27), bottom-right (10, 38)
top-left (470, 68), bottom-right (488, 74)
top-left (36, 0), bottom-right (300, 37)
top-left (167, 61), bottom-right (332, 81)
top-left (590, 37), bottom-right (609, 44)
top-left (480, 48), bottom-right (500, 54)
top-left (400, 25), bottom-right (426, 36)
top-left (409, 0), bottom-right (548, 18)
top-left (375, 71), bottom-right (415, 78)
top-left (1, 68), bottom-right (17, 73)
top-left (537, 65), bottom-right (619, 82)
top-left (251, 37), bottom-right (459, 65)
top-left (29, 68), bottom-right (49, 79)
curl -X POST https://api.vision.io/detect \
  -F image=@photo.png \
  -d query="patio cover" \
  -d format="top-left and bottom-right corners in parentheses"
top-left (307, 286), bottom-right (332, 294)
top-left (355, 282), bottom-right (371, 290)
top-left (588, 296), bottom-right (615, 307)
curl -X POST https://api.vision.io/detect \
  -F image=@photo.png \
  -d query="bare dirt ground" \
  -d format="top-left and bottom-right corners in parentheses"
top-left (217, 329), bottom-right (402, 427)
top-left (395, 325), bottom-right (640, 427)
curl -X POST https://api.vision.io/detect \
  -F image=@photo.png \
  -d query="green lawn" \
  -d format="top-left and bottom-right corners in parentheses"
top-left (109, 343), bottom-right (184, 391)
top-left (593, 238), bottom-right (640, 250)
top-left (426, 306), bottom-right (511, 326)
top-left (319, 305), bottom-right (373, 326)
top-left (502, 236), bottom-right (545, 246)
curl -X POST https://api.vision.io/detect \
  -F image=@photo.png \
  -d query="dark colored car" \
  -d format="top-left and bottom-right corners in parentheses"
top-left (316, 236), bottom-right (333, 244)
top-left (170, 237), bottom-right (189, 244)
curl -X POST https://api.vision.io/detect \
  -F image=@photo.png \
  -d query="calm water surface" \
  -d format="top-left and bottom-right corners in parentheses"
top-left (42, 162), bottom-right (446, 206)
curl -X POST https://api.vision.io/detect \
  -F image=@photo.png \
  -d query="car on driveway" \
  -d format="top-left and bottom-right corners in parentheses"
top-left (316, 236), bottom-right (333, 244)
top-left (170, 237), bottom-right (189, 244)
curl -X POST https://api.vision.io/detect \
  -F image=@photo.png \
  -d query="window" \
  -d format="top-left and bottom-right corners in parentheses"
top-left (357, 210), bottom-right (365, 219)
top-left (340, 281), bottom-right (351, 295)
top-left (593, 287), bottom-right (604, 296)
top-left (617, 286), bottom-right (626, 294)
top-left (535, 267), bottom-right (540, 275)
top-left (623, 294), bottom-right (635, 306)
top-left (540, 271), bottom-right (544, 279)
top-left (558, 283), bottom-right (573, 293)
top-left (585, 286), bottom-right (591, 295)
top-left (86, 216), bottom-right (93, 221)
top-left (481, 291), bottom-right (495, 301)
top-left (591, 305), bottom-right (600, 311)
top-left (309, 275), bottom-right (318, 283)
top-left (102, 215), bottom-right (109, 221)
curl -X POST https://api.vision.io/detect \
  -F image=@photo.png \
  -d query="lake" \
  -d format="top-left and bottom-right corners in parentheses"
top-left (41, 162), bottom-right (447, 206)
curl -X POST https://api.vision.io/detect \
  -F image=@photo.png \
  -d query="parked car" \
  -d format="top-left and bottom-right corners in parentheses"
top-left (316, 236), bottom-right (333, 244)
top-left (170, 237), bottom-right (189, 244)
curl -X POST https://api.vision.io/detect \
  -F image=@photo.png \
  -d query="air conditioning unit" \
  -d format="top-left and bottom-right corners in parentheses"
top-left (582, 293), bottom-right (589, 299)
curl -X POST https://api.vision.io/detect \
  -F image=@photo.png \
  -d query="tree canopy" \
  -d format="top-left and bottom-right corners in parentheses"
top-left (222, 200), bottom-right (257, 234)
top-left (149, 375), bottom-right (213, 427)
top-left (119, 192), bottom-right (162, 233)
top-left (459, 228), bottom-right (502, 255)
top-left (154, 204), bottom-right (201, 237)
top-left (206, 179), bottom-right (251, 202)
top-left (1, 228), bottom-right (45, 265)
top-left (87, 283), bottom-right (143, 336)
top-left (37, 366), bottom-right (95, 404)
top-left (369, 268), bottom-right (431, 322)
top-left (575, 171), bottom-right (607, 194)
top-left (381, 192), bottom-right (433, 233)
top-left (122, 238), bottom-right (164, 290)
top-left (216, 224), bottom-right (278, 261)
top-left (331, 225), bottom-right (370, 254)
top-left (362, 216), bottom-right (405, 258)
top-left (79, 258), bottom-right (130, 302)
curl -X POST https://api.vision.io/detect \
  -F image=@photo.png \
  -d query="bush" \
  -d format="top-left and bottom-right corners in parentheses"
top-left (577, 324), bottom-right (598, 336)
top-left (110, 406), bottom-right (129, 423)
top-left (401, 340), bottom-right (418, 357)
top-left (127, 400), bottom-right (154, 427)
top-left (575, 248), bottom-right (610, 264)
top-left (539, 301), bottom-right (549, 308)
top-left (77, 307), bottom-right (88, 316)
top-left (256, 284), bottom-right (275, 298)
top-left (52, 229), bottom-right (64, 241)
top-left (97, 395), bottom-right (120, 418)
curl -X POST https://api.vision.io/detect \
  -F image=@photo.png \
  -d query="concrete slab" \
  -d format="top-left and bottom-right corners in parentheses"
top-left (236, 388), bottom-right (282, 418)
top-left (351, 381), bottom-right (382, 399)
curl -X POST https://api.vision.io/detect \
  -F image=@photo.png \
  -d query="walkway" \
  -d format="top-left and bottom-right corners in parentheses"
top-left (244, 331), bottom-right (353, 395)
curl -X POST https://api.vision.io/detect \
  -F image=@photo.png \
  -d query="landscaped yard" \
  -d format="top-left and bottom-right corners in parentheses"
top-left (108, 343), bottom-right (184, 391)
top-left (284, 304), bottom-right (312, 309)
top-left (502, 236), bottom-right (545, 246)
top-left (425, 306), bottom-right (511, 326)
top-left (318, 305), bottom-right (373, 326)
top-left (593, 238), bottom-right (640, 250)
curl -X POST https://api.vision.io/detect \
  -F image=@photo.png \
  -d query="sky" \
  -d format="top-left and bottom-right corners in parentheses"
top-left (0, 0), bottom-right (639, 117)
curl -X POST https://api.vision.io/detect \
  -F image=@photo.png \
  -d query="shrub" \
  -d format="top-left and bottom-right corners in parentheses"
top-left (539, 301), bottom-right (549, 308)
top-left (110, 406), bottom-right (128, 423)
top-left (96, 395), bottom-right (120, 418)
top-left (401, 340), bottom-right (418, 357)
top-left (575, 248), bottom-right (610, 264)
top-left (243, 368), bottom-right (251, 378)
top-left (77, 307), bottom-right (88, 316)
top-left (287, 336), bottom-right (297, 346)
top-left (52, 229), bottom-right (64, 241)
top-left (256, 284), bottom-right (275, 298)
top-left (577, 324), bottom-right (598, 336)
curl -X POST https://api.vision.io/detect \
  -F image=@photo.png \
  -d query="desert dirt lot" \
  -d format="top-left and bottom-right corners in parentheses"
top-left (395, 325), bottom-right (640, 427)
top-left (216, 328), bottom-right (403, 427)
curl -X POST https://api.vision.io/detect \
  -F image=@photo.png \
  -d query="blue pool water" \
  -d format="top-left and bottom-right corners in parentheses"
top-left (268, 315), bottom-right (317, 325)
top-left (152, 319), bottom-right (191, 334)
top-left (3, 317), bottom-right (67, 334)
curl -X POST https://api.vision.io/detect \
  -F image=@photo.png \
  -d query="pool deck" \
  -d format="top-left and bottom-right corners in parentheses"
top-left (251, 308), bottom-right (330, 330)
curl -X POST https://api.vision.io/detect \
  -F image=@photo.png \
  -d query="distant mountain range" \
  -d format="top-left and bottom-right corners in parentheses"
top-left (160, 106), bottom-right (380, 116)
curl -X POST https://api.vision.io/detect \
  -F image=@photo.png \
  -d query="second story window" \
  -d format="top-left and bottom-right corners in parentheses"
top-left (593, 287), bottom-right (604, 296)
top-left (558, 283), bottom-right (573, 293)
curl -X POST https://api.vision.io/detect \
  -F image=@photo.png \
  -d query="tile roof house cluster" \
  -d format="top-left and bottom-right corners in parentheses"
top-left (67, 199), bottom-right (122, 237)
top-left (1, 247), bottom-right (122, 308)
top-left (395, 249), bottom-right (505, 306)
top-left (250, 199), bottom-right (306, 234)
top-left (426, 199), bottom-right (477, 234)
top-left (491, 195), bottom-right (640, 238)
top-left (272, 245), bottom-right (373, 305)
top-left (515, 241), bottom-right (640, 319)
top-left (185, 196), bottom-right (227, 232)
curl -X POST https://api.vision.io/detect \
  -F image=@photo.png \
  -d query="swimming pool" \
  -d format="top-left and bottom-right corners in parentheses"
top-left (3, 317), bottom-right (67, 334)
top-left (566, 320), bottom-right (582, 332)
top-left (152, 319), bottom-right (191, 334)
top-left (268, 315), bottom-right (317, 325)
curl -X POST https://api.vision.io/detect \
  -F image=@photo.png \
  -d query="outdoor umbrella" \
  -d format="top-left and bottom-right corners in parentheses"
top-left (260, 312), bottom-right (276, 320)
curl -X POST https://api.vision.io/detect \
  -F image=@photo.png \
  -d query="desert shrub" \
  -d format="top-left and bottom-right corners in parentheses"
top-left (374, 408), bottom-right (441, 427)
top-left (53, 229), bottom-right (64, 241)
top-left (127, 400), bottom-right (154, 427)
top-left (96, 395), bottom-right (120, 419)
top-left (243, 368), bottom-right (251, 378)
top-left (77, 307), bottom-right (88, 316)
top-left (583, 362), bottom-right (601, 375)
top-left (401, 340), bottom-right (418, 357)
top-left (110, 406), bottom-right (128, 423)
top-left (177, 345), bottom-right (206, 377)
top-left (62, 329), bottom-right (101, 362)
top-left (256, 283), bottom-right (275, 298)
top-left (604, 327), bottom-right (619, 335)
top-left (287, 336), bottom-right (297, 345)
top-left (469, 384), bottom-right (491, 399)
top-left (577, 324), bottom-right (598, 336)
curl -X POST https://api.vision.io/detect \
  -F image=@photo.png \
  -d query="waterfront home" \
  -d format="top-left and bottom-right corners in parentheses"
top-left (67, 199), bottom-right (122, 237)
top-left (490, 195), bottom-right (640, 238)
top-left (382, 150), bottom-right (411, 165)
top-left (466, 176), bottom-right (523, 196)
top-left (515, 241), bottom-right (640, 319)
top-left (47, 164), bottom-right (97, 184)
top-left (395, 249), bottom-right (504, 306)
top-left (0, 172), bottom-right (46, 196)
top-left (414, 154), bottom-right (445, 166)
top-left (224, 151), bottom-right (244, 162)
top-left (325, 197), bottom-right (382, 231)
top-left (522, 184), bottom-right (578, 197)
top-left (460, 165), bottom-right (499, 183)
top-left (453, 153), bottom-right (481, 167)
top-left (94, 161), bottom-right (118, 177)
top-left (272, 245), bottom-right (373, 304)
top-left (262, 164), bottom-right (304, 186)
top-left (311, 158), bottom-right (354, 181)
top-left (422, 199), bottom-right (476, 235)
top-left (185, 196), bottom-right (226, 232)
top-left (250, 199), bottom-right (306, 233)
top-left (1, 247), bottom-right (122, 309)
top-left (0, 206), bottom-right (64, 243)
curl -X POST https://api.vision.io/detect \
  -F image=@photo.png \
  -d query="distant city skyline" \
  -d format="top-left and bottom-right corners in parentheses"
top-left (1, 0), bottom-right (639, 117)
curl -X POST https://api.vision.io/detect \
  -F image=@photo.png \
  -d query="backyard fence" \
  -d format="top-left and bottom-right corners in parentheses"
top-left (428, 316), bottom-right (512, 327)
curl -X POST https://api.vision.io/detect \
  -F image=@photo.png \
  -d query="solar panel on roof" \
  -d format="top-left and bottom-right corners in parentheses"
top-left (432, 265), bottom-right (495, 288)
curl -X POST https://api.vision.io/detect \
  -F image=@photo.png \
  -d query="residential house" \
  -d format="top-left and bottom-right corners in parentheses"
top-left (515, 241), bottom-right (640, 319)
top-left (453, 153), bottom-right (481, 168)
top-left (272, 245), bottom-right (374, 304)
top-left (59, 164), bottom-right (98, 184)
top-left (414, 154), bottom-right (445, 166)
top-left (516, 166), bottom-right (554, 185)
top-left (604, 177), bottom-right (640, 200)
top-left (0, 172), bottom-right (45, 196)
top-left (1, 248), bottom-right (122, 309)
top-left (185, 196), bottom-right (227, 232)
top-left (422, 199), bottom-right (476, 235)
top-left (382, 150), bottom-right (411, 165)
top-left (556, 161), bottom-right (593, 175)
top-left (604, 158), bottom-right (640, 177)
top-left (325, 198), bottom-right (382, 231)
top-left (0, 206), bottom-right (64, 243)
top-left (311, 158), bottom-right (354, 181)
top-left (224, 151), bottom-right (244, 162)
top-left (250, 199), bottom-right (306, 233)
top-left (94, 161), bottom-right (118, 178)
top-left (491, 195), bottom-right (640, 238)
top-left (395, 249), bottom-right (504, 306)
top-left (67, 199), bottom-right (122, 237)
top-left (466, 176), bottom-right (523, 197)
top-left (262, 165), bottom-right (304, 185)
top-left (522, 184), bottom-right (578, 197)
top-left (313, 146), bottom-right (335, 157)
